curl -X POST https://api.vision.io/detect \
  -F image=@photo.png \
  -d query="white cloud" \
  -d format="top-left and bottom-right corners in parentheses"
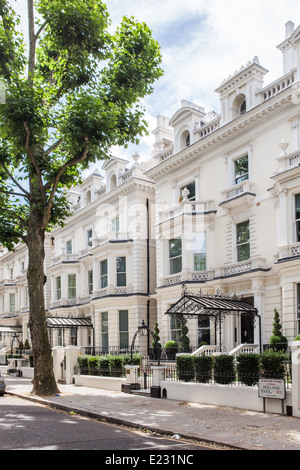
top-left (7, 0), bottom-right (300, 167)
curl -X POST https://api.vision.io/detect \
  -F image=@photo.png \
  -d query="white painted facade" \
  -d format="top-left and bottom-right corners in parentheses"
top-left (1, 21), bottom-right (300, 357)
top-left (146, 21), bottom-right (300, 352)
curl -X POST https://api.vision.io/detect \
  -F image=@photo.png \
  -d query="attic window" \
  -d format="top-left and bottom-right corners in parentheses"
top-left (185, 133), bottom-right (190, 147)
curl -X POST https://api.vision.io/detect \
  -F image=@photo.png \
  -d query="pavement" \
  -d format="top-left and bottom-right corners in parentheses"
top-left (3, 375), bottom-right (300, 451)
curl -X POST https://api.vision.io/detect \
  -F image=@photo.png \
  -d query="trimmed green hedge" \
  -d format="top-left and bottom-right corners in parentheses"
top-left (176, 351), bottom-right (289, 385)
top-left (194, 355), bottom-right (213, 383)
top-left (77, 353), bottom-right (142, 377)
top-left (236, 353), bottom-right (260, 386)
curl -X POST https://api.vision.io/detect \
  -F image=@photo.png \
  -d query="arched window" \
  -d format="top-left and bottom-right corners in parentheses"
top-left (240, 99), bottom-right (246, 115)
top-left (180, 130), bottom-right (191, 150)
top-left (231, 94), bottom-right (247, 120)
top-left (85, 190), bottom-right (91, 205)
top-left (110, 174), bottom-right (117, 190)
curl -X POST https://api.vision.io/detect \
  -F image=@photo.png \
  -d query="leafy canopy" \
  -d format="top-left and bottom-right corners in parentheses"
top-left (0, 0), bottom-right (163, 248)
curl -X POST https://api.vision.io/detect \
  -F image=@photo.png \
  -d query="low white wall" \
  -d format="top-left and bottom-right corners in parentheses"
top-left (161, 381), bottom-right (292, 415)
top-left (73, 374), bottom-right (126, 392)
top-left (21, 367), bottom-right (34, 379)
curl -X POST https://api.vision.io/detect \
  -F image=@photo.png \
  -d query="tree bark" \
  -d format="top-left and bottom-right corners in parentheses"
top-left (26, 217), bottom-right (59, 396)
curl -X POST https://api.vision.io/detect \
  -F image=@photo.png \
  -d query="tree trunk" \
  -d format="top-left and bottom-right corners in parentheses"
top-left (27, 220), bottom-right (59, 396)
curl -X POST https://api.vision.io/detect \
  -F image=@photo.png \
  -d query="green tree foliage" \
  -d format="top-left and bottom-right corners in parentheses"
top-left (0, 0), bottom-right (162, 395)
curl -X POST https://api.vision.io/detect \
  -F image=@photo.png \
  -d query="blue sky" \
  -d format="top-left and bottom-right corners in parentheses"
top-left (8, 0), bottom-right (300, 167)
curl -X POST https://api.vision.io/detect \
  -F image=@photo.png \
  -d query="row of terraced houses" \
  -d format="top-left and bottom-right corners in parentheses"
top-left (1, 21), bottom-right (300, 359)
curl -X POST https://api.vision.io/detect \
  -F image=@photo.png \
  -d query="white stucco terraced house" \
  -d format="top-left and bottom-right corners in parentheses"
top-left (1, 21), bottom-right (300, 358)
top-left (146, 20), bottom-right (300, 354)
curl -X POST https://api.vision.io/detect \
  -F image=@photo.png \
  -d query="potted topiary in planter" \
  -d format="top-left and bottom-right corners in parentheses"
top-left (151, 323), bottom-right (162, 360)
top-left (269, 308), bottom-right (288, 352)
top-left (165, 340), bottom-right (178, 360)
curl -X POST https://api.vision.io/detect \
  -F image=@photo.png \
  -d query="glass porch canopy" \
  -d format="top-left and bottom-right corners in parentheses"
top-left (165, 285), bottom-right (261, 352)
top-left (46, 317), bottom-right (93, 329)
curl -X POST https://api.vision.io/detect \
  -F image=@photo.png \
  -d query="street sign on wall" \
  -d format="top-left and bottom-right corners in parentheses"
top-left (258, 379), bottom-right (286, 414)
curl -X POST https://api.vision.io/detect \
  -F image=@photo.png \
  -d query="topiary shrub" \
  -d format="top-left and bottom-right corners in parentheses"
top-left (236, 353), bottom-right (260, 386)
top-left (194, 355), bottom-right (213, 383)
top-left (180, 323), bottom-right (190, 353)
top-left (214, 355), bottom-right (235, 385)
top-left (269, 307), bottom-right (288, 351)
top-left (165, 340), bottom-right (178, 360)
top-left (176, 355), bottom-right (195, 382)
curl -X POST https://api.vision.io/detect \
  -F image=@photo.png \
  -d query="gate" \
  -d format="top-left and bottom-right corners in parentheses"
top-left (135, 365), bottom-right (152, 390)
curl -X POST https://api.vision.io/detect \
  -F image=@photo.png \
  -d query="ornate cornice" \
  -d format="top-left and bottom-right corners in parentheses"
top-left (146, 90), bottom-right (295, 181)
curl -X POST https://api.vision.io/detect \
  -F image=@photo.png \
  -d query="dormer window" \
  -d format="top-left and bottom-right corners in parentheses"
top-left (185, 133), bottom-right (190, 147)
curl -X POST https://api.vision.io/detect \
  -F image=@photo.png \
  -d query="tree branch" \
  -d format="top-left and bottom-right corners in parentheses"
top-left (44, 137), bottom-right (63, 156)
top-left (23, 120), bottom-right (47, 206)
top-left (0, 161), bottom-right (30, 196)
top-left (42, 143), bottom-right (90, 229)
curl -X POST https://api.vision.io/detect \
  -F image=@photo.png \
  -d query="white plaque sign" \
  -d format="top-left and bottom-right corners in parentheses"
top-left (258, 379), bottom-right (286, 400)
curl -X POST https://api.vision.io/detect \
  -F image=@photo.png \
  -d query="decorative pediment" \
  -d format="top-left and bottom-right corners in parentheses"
top-left (290, 25), bottom-right (300, 46)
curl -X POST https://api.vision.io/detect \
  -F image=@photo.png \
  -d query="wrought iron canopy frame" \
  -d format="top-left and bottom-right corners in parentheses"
top-left (165, 285), bottom-right (260, 352)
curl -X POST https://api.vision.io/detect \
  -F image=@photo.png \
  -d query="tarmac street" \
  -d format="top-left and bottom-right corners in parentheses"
top-left (3, 376), bottom-right (300, 451)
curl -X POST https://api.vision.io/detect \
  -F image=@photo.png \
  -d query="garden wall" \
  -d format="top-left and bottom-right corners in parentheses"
top-left (161, 380), bottom-right (292, 414)
top-left (73, 374), bottom-right (126, 391)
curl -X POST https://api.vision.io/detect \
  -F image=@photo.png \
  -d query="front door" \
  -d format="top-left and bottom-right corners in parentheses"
top-left (240, 297), bottom-right (254, 344)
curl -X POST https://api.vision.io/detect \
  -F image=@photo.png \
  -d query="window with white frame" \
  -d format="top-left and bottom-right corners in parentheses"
top-left (193, 233), bottom-right (207, 271)
top-left (100, 259), bottom-right (108, 288)
top-left (170, 316), bottom-right (181, 343)
top-left (87, 229), bottom-right (93, 247)
top-left (180, 181), bottom-right (195, 201)
top-left (9, 293), bottom-right (15, 313)
top-left (112, 216), bottom-right (120, 237)
top-left (119, 310), bottom-right (129, 350)
top-left (66, 239), bottom-right (73, 254)
top-left (116, 257), bottom-right (126, 286)
top-left (234, 155), bottom-right (249, 185)
top-left (88, 270), bottom-right (93, 295)
top-left (101, 312), bottom-right (109, 352)
top-left (169, 238), bottom-right (182, 274)
top-left (68, 274), bottom-right (76, 299)
top-left (56, 276), bottom-right (61, 300)
top-left (236, 221), bottom-right (250, 262)
top-left (295, 194), bottom-right (300, 242)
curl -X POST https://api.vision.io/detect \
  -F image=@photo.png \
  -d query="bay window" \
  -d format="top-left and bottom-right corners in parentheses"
top-left (68, 274), bottom-right (76, 299)
top-left (236, 221), bottom-right (250, 262)
top-left (116, 257), bottom-right (126, 286)
top-left (169, 238), bottom-right (182, 274)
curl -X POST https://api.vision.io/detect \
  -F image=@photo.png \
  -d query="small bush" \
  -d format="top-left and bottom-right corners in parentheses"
top-left (176, 355), bottom-right (195, 382)
top-left (110, 355), bottom-right (124, 377)
top-left (236, 353), bottom-right (260, 386)
top-left (260, 350), bottom-right (287, 380)
top-left (88, 356), bottom-right (100, 376)
top-left (194, 355), bottom-right (213, 383)
top-left (98, 356), bottom-right (111, 376)
top-left (214, 355), bottom-right (235, 385)
top-left (78, 355), bottom-right (91, 374)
